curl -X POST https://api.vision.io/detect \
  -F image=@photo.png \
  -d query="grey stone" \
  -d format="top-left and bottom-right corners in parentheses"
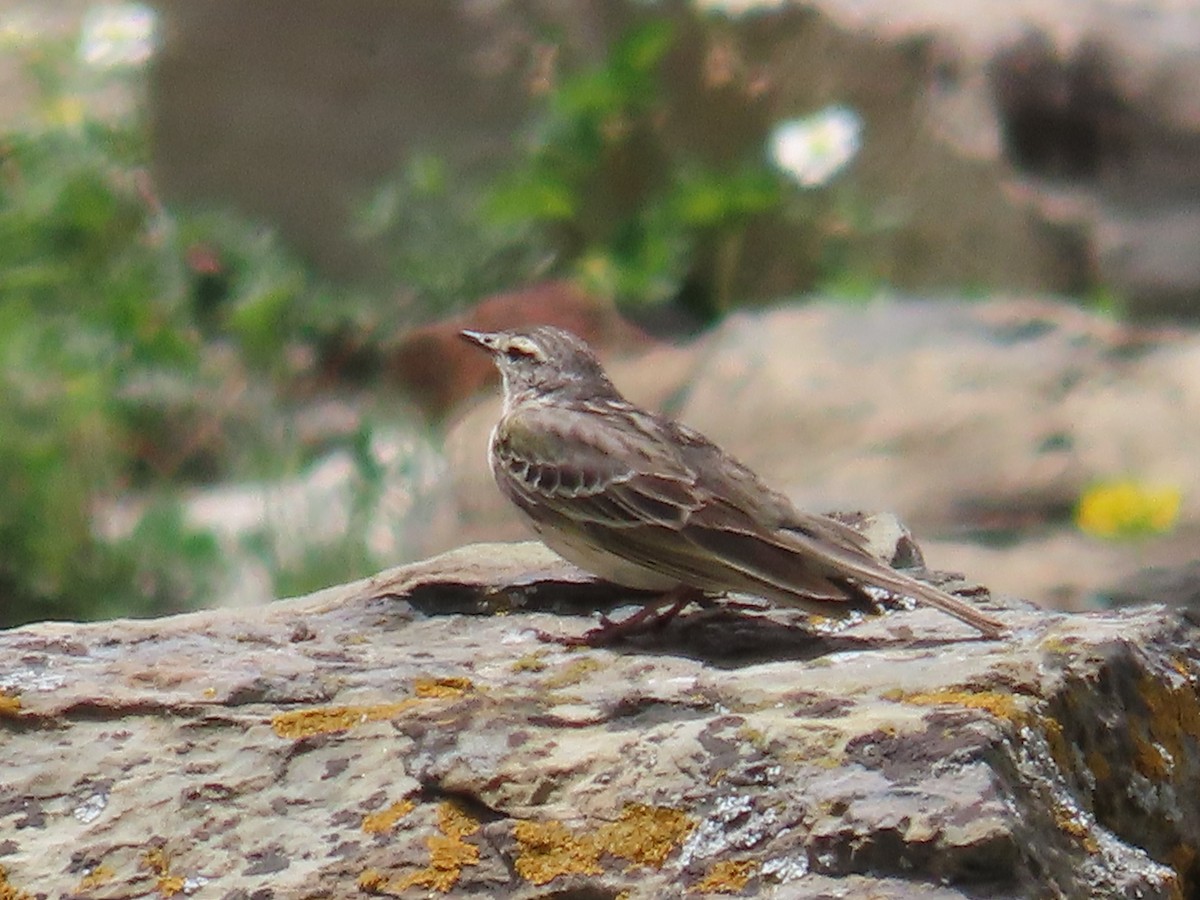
top-left (0, 540), bottom-right (1194, 897)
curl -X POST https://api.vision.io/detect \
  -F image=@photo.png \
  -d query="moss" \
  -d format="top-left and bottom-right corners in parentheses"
top-left (513, 804), bottom-right (696, 886)
top-left (362, 800), bottom-right (416, 835)
top-left (695, 859), bottom-right (759, 893)
top-left (1168, 844), bottom-right (1197, 885)
top-left (0, 866), bottom-right (34, 900)
top-left (1132, 732), bottom-right (1171, 781)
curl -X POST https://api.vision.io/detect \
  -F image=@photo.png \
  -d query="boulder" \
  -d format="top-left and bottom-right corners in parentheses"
top-left (0, 538), bottom-right (1196, 897)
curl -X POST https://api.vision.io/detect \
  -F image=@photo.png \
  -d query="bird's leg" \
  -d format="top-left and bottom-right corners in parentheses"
top-left (538, 586), bottom-right (706, 647)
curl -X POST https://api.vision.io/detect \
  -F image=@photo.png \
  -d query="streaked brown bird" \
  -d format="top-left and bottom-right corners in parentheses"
top-left (461, 325), bottom-right (1007, 642)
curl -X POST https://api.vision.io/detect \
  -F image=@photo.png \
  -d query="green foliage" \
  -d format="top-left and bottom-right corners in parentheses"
top-left (0, 19), bottom-right (367, 627)
top-left (362, 20), bottom-right (886, 317)
top-left (484, 20), bottom-right (774, 312)
top-left (356, 153), bottom-right (554, 317)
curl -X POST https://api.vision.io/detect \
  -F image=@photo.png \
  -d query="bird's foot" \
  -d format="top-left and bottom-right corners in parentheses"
top-left (536, 588), bottom-right (704, 647)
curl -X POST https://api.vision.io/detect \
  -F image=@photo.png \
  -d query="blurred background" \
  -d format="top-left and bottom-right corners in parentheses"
top-left (2, 0), bottom-right (1199, 628)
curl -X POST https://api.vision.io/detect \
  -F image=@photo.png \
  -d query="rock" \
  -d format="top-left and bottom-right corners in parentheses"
top-left (0, 540), bottom-right (1195, 897)
top-left (432, 298), bottom-right (1199, 610)
top-left (1100, 561), bottom-right (1200, 614)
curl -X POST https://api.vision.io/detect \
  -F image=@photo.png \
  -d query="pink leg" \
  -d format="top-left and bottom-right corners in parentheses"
top-left (537, 587), bottom-right (705, 647)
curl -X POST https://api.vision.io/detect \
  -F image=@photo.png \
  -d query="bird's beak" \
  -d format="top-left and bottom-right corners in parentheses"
top-left (460, 329), bottom-right (497, 352)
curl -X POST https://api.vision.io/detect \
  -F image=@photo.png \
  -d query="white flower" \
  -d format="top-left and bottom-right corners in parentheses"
top-left (78, 3), bottom-right (158, 69)
top-left (769, 105), bottom-right (863, 188)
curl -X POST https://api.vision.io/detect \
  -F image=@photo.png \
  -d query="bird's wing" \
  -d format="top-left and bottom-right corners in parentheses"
top-left (492, 401), bottom-right (703, 529)
top-left (494, 401), bottom-right (1007, 636)
top-left (493, 402), bottom-right (855, 600)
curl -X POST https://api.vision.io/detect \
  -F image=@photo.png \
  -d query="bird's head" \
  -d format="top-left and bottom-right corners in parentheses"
top-left (460, 326), bottom-right (620, 407)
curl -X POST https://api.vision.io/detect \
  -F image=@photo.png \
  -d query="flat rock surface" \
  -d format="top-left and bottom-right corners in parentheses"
top-left (1, 542), bottom-right (1197, 898)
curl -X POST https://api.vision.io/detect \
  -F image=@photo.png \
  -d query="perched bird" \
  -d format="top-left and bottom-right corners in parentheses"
top-left (461, 325), bottom-right (1007, 642)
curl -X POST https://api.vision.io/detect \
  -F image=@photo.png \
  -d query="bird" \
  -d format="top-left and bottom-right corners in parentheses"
top-left (460, 325), bottom-right (1007, 643)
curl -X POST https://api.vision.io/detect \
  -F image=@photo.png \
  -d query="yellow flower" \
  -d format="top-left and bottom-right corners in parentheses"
top-left (1076, 480), bottom-right (1181, 539)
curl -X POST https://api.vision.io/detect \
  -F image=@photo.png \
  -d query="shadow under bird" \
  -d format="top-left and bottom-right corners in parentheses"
top-left (461, 325), bottom-right (1008, 643)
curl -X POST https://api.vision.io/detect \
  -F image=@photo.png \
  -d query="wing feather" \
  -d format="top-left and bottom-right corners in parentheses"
top-left (491, 399), bottom-right (1006, 636)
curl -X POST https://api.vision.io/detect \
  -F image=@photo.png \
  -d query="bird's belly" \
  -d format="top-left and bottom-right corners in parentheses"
top-left (531, 521), bottom-right (681, 592)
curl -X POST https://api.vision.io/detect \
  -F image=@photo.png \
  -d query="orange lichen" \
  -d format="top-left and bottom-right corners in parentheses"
top-left (540, 657), bottom-right (603, 689)
top-left (362, 800), bottom-right (416, 835)
top-left (413, 677), bottom-right (474, 699)
top-left (273, 676), bottom-right (475, 739)
top-left (1053, 806), bottom-right (1099, 854)
top-left (899, 688), bottom-right (1077, 769)
top-left (0, 693), bottom-right (20, 717)
top-left (514, 820), bottom-right (604, 885)
top-left (367, 802), bottom-right (481, 894)
top-left (695, 859), bottom-right (760, 893)
top-left (0, 865), bottom-right (34, 900)
top-left (510, 652), bottom-right (549, 673)
top-left (141, 848), bottom-right (184, 898)
top-left (1130, 673), bottom-right (1200, 780)
top-left (437, 802), bottom-right (480, 841)
top-left (358, 868), bottom-right (388, 892)
top-left (513, 804), bottom-right (696, 886)
top-left (1132, 732), bottom-right (1171, 781)
top-left (142, 848), bottom-right (169, 875)
top-left (901, 689), bottom-right (1022, 720)
top-left (601, 804), bottom-right (696, 868)
top-left (77, 864), bottom-right (115, 890)
top-left (271, 700), bottom-right (420, 739)
top-left (1168, 844), bottom-right (1197, 883)
top-left (1086, 749), bottom-right (1111, 784)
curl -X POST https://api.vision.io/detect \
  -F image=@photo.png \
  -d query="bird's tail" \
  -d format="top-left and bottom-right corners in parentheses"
top-left (839, 558), bottom-right (1009, 639)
